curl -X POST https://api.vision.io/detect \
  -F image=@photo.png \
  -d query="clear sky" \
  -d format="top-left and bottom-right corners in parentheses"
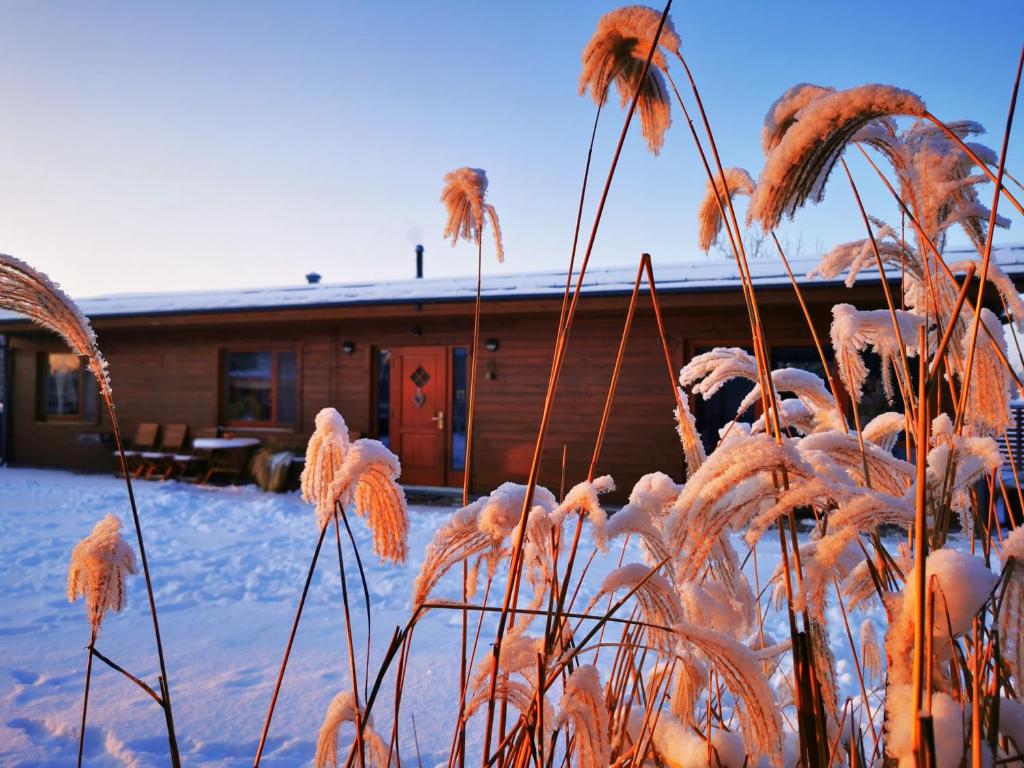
top-left (0, 1), bottom-right (1021, 298)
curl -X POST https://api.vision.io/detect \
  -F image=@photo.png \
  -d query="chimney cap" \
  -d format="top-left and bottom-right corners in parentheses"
top-left (305, 272), bottom-right (322, 285)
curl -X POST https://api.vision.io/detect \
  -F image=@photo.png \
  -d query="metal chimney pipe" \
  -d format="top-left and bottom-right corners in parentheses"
top-left (415, 244), bottom-right (424, 279)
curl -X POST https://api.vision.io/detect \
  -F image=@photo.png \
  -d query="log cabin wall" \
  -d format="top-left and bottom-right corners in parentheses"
top-left (2, 283), bottom-right (882, 500)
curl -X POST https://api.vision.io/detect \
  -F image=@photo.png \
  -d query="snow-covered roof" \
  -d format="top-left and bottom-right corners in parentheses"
top-left (4, 245), bottom-right (1024, 323)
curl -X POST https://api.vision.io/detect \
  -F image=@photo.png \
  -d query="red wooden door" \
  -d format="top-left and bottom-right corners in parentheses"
top-left (390, 347), bottom-right (448, 486)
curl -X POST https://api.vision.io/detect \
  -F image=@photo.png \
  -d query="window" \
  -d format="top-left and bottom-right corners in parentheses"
top-left (691, 344), bottom-right (755, 453)
top-left (450, 347), bottom-right (468, 471)
top-left (376, 348), bottom-right (391, 447)
top-left (39, 352), bottom-right (97, 421)
top-left (223, 349), bottom-right (299, 428)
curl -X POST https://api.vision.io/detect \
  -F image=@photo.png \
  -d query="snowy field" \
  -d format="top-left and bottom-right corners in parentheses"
top-left (0, 467), bottom-right (899, 767)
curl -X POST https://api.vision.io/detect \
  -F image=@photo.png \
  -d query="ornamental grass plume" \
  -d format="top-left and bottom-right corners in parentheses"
top-left (672, 622), bottom-right (783, 766)
top-left (862, 411), bottom-right (907, 452)
top-left (760, 83), bottom-right (836, 154)
top-left (999, 527), bottom-right (1024, 682)
top-left (0, 254), bottom-right (110, 396)
top-left (672, 389), bottom-right (706, 475)
top-left (860, 617), bottom-right (885, 686)
top-left (67, 514), bottom-right (137, 637)
top-left (799, 430), bottom-right (915, 496)
top-left (749, 84), bottom-right (927, 230)
top-left (679, 347), bottom-right (759, 400)
top-left (736, 366), bottom-right (845, 432)
top-left (590, 563), bottom-right (682, 653)
top-left (553, 665), bottom-right (610, 768)
top-left (665, 432), bottom-right (812, 559)
top-left (441, 167), bottom-right (504, 262)
top-left (314, 691), bottom-right (388, 768)
top-left (551, 475), bottom-right (615, 550)
top-left (829, 304), bottom-right (924, 404)
top-left (300, 407), bottom-right (409, 564)
top-left (697, 167), bottom-right (756, 251)
top-left (578, 5), bottom-right (679, 154)
top-left (958, 308), bottom-right (1013, 435)
top-left (412, 482), bottom-right (557, 606)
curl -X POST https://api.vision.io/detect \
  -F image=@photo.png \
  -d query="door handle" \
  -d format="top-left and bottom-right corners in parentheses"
top-left (430, 410), bottom-right (445, 431)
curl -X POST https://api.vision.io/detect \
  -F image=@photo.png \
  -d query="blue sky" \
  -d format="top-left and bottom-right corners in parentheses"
top-left (0, 1), bottom-right (1021, 297)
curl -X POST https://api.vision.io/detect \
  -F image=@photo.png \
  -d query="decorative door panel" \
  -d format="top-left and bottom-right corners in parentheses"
top-left (390, 347), bottom-right (447, 486)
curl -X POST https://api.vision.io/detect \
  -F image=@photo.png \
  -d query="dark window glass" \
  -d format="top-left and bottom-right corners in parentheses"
top-left (225, 351), bottom-right (274, 424)
top-left (276, 351), bottom-right (298, 426)
top-left (377, 349), bottom-right (391, 447)
top-left (83, 374), bottom-right (98, 421)
top-left (451, 347), bottom-right (468, 471)
top-left (771, 346), bottom-right (831, 380)
top-left (46, 353), bottom-right (80, 416)
top-left (691, 345), bottom-right (755, 453)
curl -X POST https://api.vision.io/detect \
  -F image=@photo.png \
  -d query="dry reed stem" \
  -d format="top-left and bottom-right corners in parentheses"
top-left (479, 6), bottom-right (674, 763)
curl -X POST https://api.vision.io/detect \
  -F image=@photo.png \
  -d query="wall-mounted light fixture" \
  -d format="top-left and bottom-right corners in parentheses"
top-left (412, 325), bottom-right (423, 338)
top-left (341, 341), bottom-right (356, 355)
top-left (485, 362), bottom-right (498, 381)
top-left (484, 338), bottom-right (500, 352)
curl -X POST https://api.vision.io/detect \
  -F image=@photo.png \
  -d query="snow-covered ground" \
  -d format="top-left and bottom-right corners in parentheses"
top-left (0, 467), bottom-right (896, 767)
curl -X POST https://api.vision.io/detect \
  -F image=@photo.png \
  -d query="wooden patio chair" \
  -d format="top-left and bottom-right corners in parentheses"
top-left (116, 422), bottom-right (160, 477)
top-left (178, 428), bottom-right (218, 483)
top-left (140, 424), bottom-right (191, 480)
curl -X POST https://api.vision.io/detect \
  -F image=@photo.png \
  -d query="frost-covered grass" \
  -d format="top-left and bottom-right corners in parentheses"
top-left (0, 466), bottom-right (938, 767)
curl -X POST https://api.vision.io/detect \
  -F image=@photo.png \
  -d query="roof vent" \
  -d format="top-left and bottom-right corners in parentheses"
top-left (305, 272), bottom-right (322, 285)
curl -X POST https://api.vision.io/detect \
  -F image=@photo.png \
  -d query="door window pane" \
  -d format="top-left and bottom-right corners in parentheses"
top-left (450, 347), bottom-right (468, 471)
top-left (377, 349), bottom-right (391, 447)
top-left (46, 353), bottom-right (81, 416)
top-left (225, 351), bottom-right (273, 423)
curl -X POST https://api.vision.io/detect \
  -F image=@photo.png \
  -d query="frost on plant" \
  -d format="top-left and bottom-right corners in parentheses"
top-left (67, 514), bottom-right (137, 637)
top-left (301, 407), bottom-right (409, 564)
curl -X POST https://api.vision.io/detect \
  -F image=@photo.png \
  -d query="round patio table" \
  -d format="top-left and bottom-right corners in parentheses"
top-left (192, 437), bottom-right (262, 450)
top-left (192, 437), bottom-right (262, 483)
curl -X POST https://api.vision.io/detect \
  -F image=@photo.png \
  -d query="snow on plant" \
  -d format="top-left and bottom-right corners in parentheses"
top-left (553, 665), bottom-right (611, 768)
top-left (413, 482), bottom-right (557, 606)
top-left (884, 685), bottom-right (965, 768)
top-left (314, 691), bottom-right (389, 768)
top-left (551, 475), bottom-right (615, 550)
top-left (861, 411), bottom-right (907, 452)
top-left (67, 514), bottom-right (137, 637)
top-left (830, 303), bottom-right (924, 404)
top-left (999, 527), bottom-right (1024, 682)
top-left (301, 407), bottom-right (409, 564)
top-left (578, 5), bottom-right (679, 154)
top-left (651, 711), bottom-right (747, 768)
top-left (591, 564), bottom-right (683, 653)
top-left (673, 622), bottom-right (783, 765)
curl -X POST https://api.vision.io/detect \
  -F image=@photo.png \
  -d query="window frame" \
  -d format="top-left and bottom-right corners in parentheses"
top-left (219, 345), bottom-right (302, 431)
top-left (36, 351), bottom-right (98, 424)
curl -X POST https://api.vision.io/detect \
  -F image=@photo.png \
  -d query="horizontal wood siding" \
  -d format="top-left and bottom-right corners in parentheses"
top-left (4, 284), bottom-right (887, 501)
